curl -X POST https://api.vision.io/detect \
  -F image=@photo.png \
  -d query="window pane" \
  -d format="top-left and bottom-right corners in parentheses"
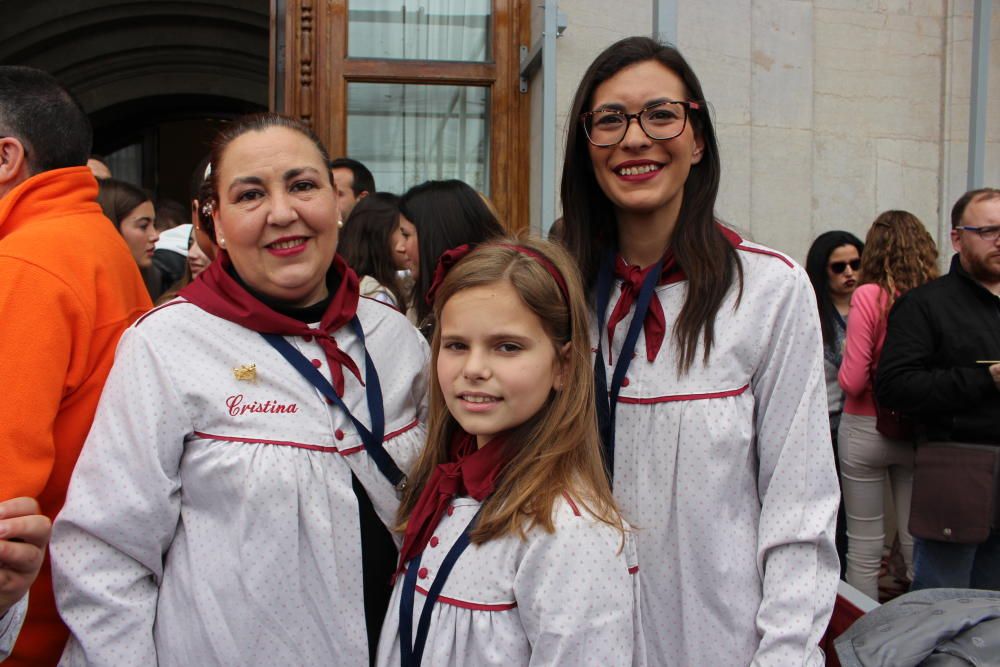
top-left (348, 0), bottom-right (491, 62)
top-left (346, 82), bottom-right (489, 195)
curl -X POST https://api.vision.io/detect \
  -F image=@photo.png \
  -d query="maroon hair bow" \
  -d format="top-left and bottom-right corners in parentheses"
top-left (425, 243), bottom-right (473, 306)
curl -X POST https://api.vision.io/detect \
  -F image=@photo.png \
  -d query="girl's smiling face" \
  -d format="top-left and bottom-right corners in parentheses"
top-left (437, 280), bottom-right (567, 448)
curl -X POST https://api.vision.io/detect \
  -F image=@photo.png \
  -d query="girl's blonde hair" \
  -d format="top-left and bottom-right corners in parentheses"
top-left (396, 237), bottom-right (624, 543)
top-left (859, 210), bottom-right (939, 317)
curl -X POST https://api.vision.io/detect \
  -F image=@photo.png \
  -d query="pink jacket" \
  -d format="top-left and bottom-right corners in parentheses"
top-left (838, 284), bottom-right (891, 416)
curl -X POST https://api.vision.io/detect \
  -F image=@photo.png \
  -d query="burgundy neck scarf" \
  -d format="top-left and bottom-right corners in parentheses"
top-left (606, 224), bottom-right (743, 363)
top-left (397, 430), bottom-right (511, 570)
top-left (180, 251), bottom-right (363, 396)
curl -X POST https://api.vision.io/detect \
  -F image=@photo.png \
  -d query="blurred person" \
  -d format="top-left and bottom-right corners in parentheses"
top-left (154, 198), bottom-right (187, 231)
top-left (0, 65), bottom-right (151, 666)
top-left (52, 113), bottom-right (429, 666)
top-left (837, 210), bottom-right (939, 600)
top-left (189, 154), bottom-right (218, 263)
top-left (340, 192), bottom-right (407, 309)
top-left (85, 155), bottom-right (110, 180)
top-left (153, 224), bottom-right (211, 306)
top-left (0, 498), bottom-right (52, 663)
top-left (559, 37), bottom-right (838, 664)
top-left (877, 188), bottom-right (1000, 591)
top-left (331, 157), bottom-right (375, 222)
top-left (96, 178), bottom-right (162, 299)
top-left (806, 230), bottom-right (865, 574)
top-left (398, 179), bottom-right (505, 337)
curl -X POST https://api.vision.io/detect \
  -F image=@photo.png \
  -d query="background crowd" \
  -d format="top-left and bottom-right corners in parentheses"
top-left (1, 31), bottom-right (999, 667)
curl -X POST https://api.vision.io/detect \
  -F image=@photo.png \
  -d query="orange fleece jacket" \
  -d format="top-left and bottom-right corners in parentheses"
top-left (0, 167), bottom-right (151, 666)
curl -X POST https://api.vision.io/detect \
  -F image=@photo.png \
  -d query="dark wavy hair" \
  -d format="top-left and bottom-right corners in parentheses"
top-left (339, 192), bottom-right (406, 308)
top-left (860, 210), bottom-right (939, 318)
top-left (805, 231), bottom-right (864, 346)
top-left (399, 179), bottom-right (505, 331)
top-left (559, 36), bottom-right (741, 372)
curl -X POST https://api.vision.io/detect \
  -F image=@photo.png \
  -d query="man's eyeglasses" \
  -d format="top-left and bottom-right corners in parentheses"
top-left (580, 100), bottom-right (702, 147)
top-left (956, 225), bottom-right (1000, 242)
top-left (829, 259), bottom-right (861, 274)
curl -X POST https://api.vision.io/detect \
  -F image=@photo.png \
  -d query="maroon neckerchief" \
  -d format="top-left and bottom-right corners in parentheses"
top-left (606, 224), bottom-right (743, 363)
top-left (179, 251), bottom-right (363, 396)
top-left (397, 430), bottom-right (511, 571)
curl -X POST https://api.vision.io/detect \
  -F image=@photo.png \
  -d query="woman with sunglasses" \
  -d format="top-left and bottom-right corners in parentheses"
top-left (837, 210), bottom-right (938, 601)
top-left (559, 36), bottom-right (839, 665)
top-left (806, 231), bottom-right (865, 573)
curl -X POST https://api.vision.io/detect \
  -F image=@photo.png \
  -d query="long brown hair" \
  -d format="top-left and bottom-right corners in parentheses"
top-left (559, 36), bottom-right (742, 373)
top-left (396, 237), bottom-right (625, 543)
top-left (859, 210), bottom-right (939, 317)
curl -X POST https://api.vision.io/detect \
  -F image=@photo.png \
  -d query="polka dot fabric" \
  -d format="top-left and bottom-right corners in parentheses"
top-left (0, 596), bottom-right (26, 660)
top-left (376, 497), bottom-right (645, 666)
top-left (595, 240), bottom-right (840, 666)
top-left (51, 297), bottom-right (429, 666)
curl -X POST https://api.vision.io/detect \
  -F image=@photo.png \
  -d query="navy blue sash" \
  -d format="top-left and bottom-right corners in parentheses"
top-left (399, 509), bottom-right (482, 666)
top-left (261, 316), bottom-right (406, 490)
top-left (593, 251), bottom-right (664, 485)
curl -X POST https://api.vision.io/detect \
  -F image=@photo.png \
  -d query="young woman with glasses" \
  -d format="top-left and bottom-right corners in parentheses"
top-left (836, 210), bottom-right (939, 601)
top-left (558, 36), bottom-right (840, 665)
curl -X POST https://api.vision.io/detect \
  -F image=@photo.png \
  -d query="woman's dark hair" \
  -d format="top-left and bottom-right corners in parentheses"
top-left (96, 178), bottom-right (151, 230)
top-left (399, 179), bottom-right (505, 329)
top-left (340, 192), bottom-right (406, 307)
top-left (559, 36), bottom-right (741, 372)
top-left (805, 231), bottom-right (864, 346)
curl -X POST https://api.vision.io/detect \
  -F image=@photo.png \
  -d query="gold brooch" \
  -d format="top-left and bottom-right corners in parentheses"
top-left (233, 363), bottom-right (257, 382)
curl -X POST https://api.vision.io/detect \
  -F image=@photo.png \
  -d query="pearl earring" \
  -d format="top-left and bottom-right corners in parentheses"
top-left (337, 219), bottom-right (344, 229)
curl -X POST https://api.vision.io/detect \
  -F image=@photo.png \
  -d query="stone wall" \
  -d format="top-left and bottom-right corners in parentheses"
top-left (533, 0), bottom-right (999, 265)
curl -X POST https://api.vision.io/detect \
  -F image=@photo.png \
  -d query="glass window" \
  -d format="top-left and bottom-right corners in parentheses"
top-left (347, 0), bottom-right (491, 62)
top-left (346, 82), bottom-right (490, 194)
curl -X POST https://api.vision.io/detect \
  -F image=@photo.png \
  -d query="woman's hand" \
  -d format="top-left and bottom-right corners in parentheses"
top-left (0, 497), bottom-right (51, 617)
top-left (990, 363), bottom-right (1000, 390)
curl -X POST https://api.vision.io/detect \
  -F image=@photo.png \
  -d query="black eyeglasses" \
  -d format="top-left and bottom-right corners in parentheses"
top-left (829, 259), bottom-right (861, 274)
top-left (956, 225), bottom-right (1000, 242)
top-left (580, 100), bottom-right (702, 147)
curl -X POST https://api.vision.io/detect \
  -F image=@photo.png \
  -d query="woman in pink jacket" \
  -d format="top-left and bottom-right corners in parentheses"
top-left (837, 210), bottom-right (939, 600)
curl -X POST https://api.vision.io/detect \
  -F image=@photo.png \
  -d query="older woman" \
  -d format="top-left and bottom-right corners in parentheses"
top-left (51, 113), bottom-right (429, 666)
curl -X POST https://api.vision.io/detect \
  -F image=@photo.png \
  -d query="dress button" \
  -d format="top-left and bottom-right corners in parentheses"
top-left (334, 429), bottom-right (344, 440)
top-left (446, 506), bottom-right (454, 516)
top-left (303, 335), bottom-right (313, 342)
top-left (943, 527), bottom-right (953, 536)
top-left (429, 536), bottom-right (439, 548)
top-left (311, 358), bottom-right (322, 368)
top-left (418, 567), bottom-right (428, 579)
top-left (622, 377), bottom-right (630, 387)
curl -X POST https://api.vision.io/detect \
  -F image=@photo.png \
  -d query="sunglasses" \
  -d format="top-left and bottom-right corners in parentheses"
top-left (829, 259), bottom-right (861, 274)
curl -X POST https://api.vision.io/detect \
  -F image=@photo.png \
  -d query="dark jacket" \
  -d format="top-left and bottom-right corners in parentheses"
top-left (876, 254), bottom-right (1000, 445)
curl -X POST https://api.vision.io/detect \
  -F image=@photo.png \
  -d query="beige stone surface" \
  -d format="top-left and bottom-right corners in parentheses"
top-left (526, 0), bottom-right (1000, 265)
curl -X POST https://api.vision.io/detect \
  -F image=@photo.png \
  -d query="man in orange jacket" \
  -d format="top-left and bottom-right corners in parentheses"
top-left (0, 66), bottom-right (152, 666)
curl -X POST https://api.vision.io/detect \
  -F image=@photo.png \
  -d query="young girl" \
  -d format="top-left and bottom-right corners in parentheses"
top-left (376, 238), bottom-right (643, 666)
top-left (559, 37), bottom-right (839, 664)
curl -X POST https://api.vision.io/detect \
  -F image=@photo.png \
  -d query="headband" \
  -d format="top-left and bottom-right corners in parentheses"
top-left (424, 243), bottom-right (571, 311)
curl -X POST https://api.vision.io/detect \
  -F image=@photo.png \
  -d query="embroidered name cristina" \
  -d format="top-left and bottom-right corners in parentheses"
top-left (227, 394), bottom-right (299, 416)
